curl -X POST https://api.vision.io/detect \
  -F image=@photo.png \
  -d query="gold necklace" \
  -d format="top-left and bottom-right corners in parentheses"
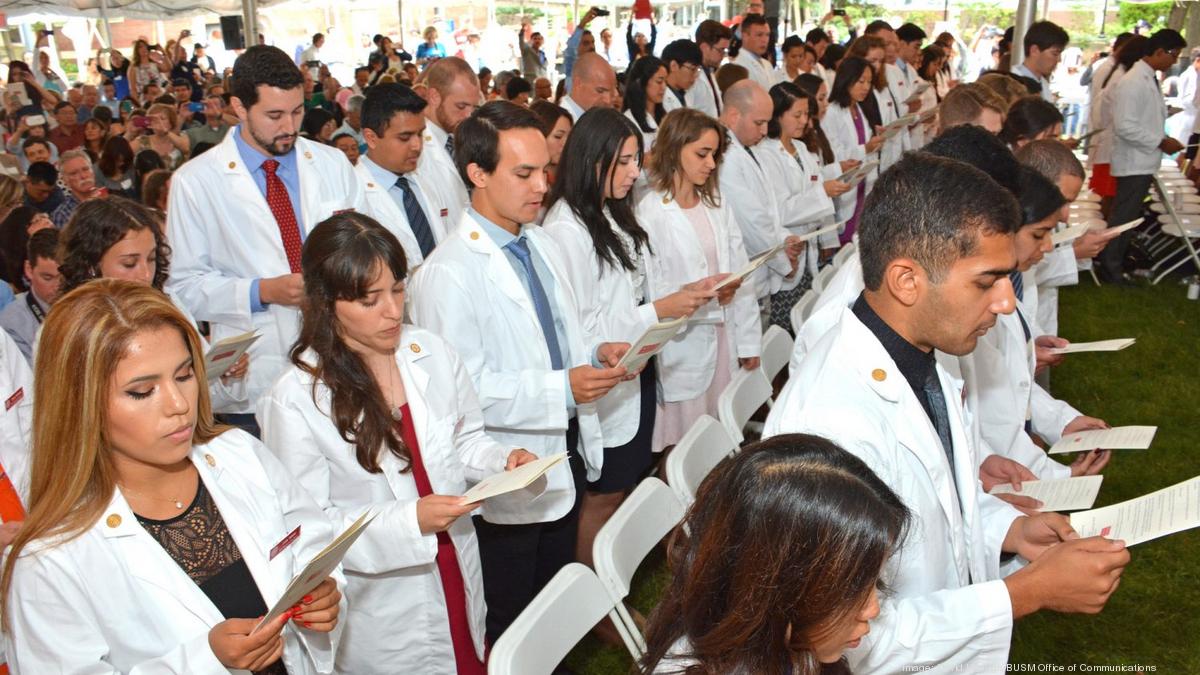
top-left (383, 356), bottom-right (404, 422)
top-left (119, 485), bottom-right (186, 510)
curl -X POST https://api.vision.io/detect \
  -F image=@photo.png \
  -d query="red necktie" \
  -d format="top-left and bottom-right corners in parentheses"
top-left (262, 159), bottom-right (303, 273)
top-left (0, 460), bottom-right (24, 522)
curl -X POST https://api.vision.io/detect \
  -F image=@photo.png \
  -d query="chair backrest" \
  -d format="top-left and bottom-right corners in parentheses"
top-left (759, 324), bottom-right (794, 383)
top-left (790, 290), bottom-right (818, 335)
top-left (717, 366), bottom-right (773, 443)
top-left (593, 477), bottom-right (685, 600)
top-left (812, 263), bottom-right (837, 294)
top-left (664, 414), bottom-right (737, 506)
top-left (487, 563), bottom-right (615, 675)
top-left (832, 242), bottom-right (856, 268)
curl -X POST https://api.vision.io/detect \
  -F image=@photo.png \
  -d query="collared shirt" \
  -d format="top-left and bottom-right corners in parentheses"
top-left (560, 95), bottom-right (586, 123)
top-left (851, 292), bottom-right (939, 424)
top-left (50, 191), bottom-right (84, 228)
top-left (25, 188), bottom-right (64, 215)
top-left (184, 123), bottom-right (231, 150)
top-left (232, 126), bottom-right (304, 313)
top-left (359, 153), bottom-right (435, 236)
top-left (0, 291), bottom-right (47, 364)
top-left (1012, 63), bottom-right (1054, 102)
top-left (468, 207), bottom-right (577, 411)
top-left (333, 121), bottom-right (365, 150)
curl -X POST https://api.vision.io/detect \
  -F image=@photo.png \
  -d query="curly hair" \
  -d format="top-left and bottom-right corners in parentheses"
top-left (57, 196), bottom-right (171, 294)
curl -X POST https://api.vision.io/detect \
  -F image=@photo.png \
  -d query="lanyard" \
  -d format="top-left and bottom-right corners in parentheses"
top-left (25, 293), bottom-right (44, 324)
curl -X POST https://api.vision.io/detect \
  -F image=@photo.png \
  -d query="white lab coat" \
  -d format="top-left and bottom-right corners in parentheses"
top-left (541, 201), bottom-right (658, 447)
top-left (165, 290), bottom-right (248, 414)
top-left (683, 66), bottom-right (721, 119)
top-left (418, 119), bottom-right (470, 228)
top-left (1092, 64), bottom-right (1128, 166)
top-left (165, 133), bottom-right (365, 411)
top-left (662, 86), bottom-right (687, 115)
top-left (1032, 245), bottom-right (1080, 337)
top-left (757, 137), bottom-right (837, 278)
top-left (763, 307), bottom-right (1020, 674)
top-left (733, 49), bottom-right (782, 92)
top-left (872, 83), bottom-right (905, 171)
top-left (0, 330), bottom-right (31, 502)
top-left (1017, 282), bottom-right (1083, 444)
top-left (4, 430), bottom-right (346, 675)
top-left (257, 327), bottom-right (504, 674)
top-left (824, 102), bottom-right (877, 221)
top-left (719, 133), bottom-right (797, 297)
top-left (623, 108), bottom-right (658, 152)
top-left (635, 189), bottom-right (761, 403)
top-left (352, 158), bottom-right (449, 269)
top-left (971, 300), bottom-right (1073, 481)
top-left (1111, 60), bottom-right (1168, 177)
top-left (1086, 56), bottom-right (1117, 166)
top-left (408, 213), bottom-right (604, 524)
top-left (1167, 65), bottom-right (1198, 144)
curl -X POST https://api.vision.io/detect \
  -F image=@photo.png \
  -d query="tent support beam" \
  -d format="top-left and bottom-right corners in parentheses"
top-left (1011, 0), bottom-right (1036, 70)
top-left (242, 0), bottom-right (259, 47)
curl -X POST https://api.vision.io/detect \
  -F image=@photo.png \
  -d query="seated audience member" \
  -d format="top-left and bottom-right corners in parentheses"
top-left (50, 149), bottom-right (101, 228)
top-left (764, 152), bottom-right (1130, 673)
top-left (504, 76), bottom-right (533, 106)
top-left (132, 103), bottom-right (187, 170)
top-left (132, 149), bottom-right (166, 200)
top-left (259, 213), bottom-right (532, 673)
top-left (96, 136), bottom-right (137, 197)
top-left (19, 137), bottom-right (56, 174)
top-left (22, 162), bottom-right (63, 215)
top-left (332, 132), bottom-right (361, 165)
top-left (58, 197), bottom-right (248, 411)
top-left (48, 101), bottom-right (85, 152)
top-left (301, 107), bottom-right (337, 144)
top-left (0, 207), bottom-right (51, 294)
top-left (0, 228), bottom-right (60, 363)
top-left (938, 82), bottom-right (1008, 134)
top-left (1, 279), bottom-right (344, 674)
top-left (81, 118), bottom-right (108, 161)
top-left (641, 434), bottom-right (909, 674)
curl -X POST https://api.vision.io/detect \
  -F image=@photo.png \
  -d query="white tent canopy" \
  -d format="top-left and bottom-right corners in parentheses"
top-left (0, 0), bottom-right (280, 21)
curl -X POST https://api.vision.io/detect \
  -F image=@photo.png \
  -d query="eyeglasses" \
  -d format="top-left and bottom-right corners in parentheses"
top-left (683, 64), bottom-right (700, 74)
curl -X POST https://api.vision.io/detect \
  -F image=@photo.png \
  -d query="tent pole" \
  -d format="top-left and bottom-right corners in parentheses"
top-left (97, 0), bottom-right (113, 48)
top-left (242, 0), bottom-right (259, 47)
top-left (1011, 0), bottom-right (1036, 70)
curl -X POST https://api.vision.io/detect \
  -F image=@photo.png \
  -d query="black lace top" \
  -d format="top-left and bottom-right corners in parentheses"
top-left (137, 480), bottom-right (288, 675)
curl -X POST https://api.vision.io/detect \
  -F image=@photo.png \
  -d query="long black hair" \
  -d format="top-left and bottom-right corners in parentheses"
top-left (1017, 165), bottom-right (1067, 226)
top-left (290, 212), bottom-right (411, 474)
top-left (829, 56), bottom-right (874, 109)
top-left (999, 96), bottom-right (1063, 147)
top-left (794, 74), bottom-right (835, 164)
top-left (623, 56), bottom-right (667, 134)
top-left (1102, 34), bottom-right (1148, 89)
top-left (545, 107), bottom-right (650, 272)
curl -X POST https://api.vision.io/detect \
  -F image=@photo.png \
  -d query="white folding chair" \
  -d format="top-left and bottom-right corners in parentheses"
top-left (1150, 176), bottom-right (1200, 284)
top-left (592, 477), bottom-right (687, 660)
top-left (716, 366), bottom-right (773, 444)
top-left (812, 263), bottom-right (837, 294)
top-left (789, 289), bottom-right (818, 335)
top-left (664, 414), bottom-right (737, 507)
top-left (487, 563), bottom-right (618, 675)
top-left (760, 324), bottom-right (793, 385)
top-left (832, 242), bottom-right (856, 269)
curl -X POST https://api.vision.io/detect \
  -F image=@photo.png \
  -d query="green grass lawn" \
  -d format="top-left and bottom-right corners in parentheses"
top-left (567, 278), bottom-right (1200, 674)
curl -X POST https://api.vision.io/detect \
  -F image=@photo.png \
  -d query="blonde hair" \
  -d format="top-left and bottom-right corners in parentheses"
top-left (976, 73), bottom-right (1029, 109)
top-left (846, 35), bottom-right (889, 89)
top-left (147, 102), bottom-right (178, 130)
top-left (938, 83), bottom-right (1007, 131)
top-left (647, 108), bottom-right (727, 208)
top-left (0, 175), bottom-right (23, 210)
top-left (1, 280), bottom-right (227, 629)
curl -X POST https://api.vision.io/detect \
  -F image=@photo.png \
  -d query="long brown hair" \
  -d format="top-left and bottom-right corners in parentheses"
top-left (1, 280), bottom-right (226, 628)
top-left (640, 434), bottom-right (909, 674)
top-left (646, 108), bottom-right (727, 208)
top-left (290, 212), bottom-right (411, 474)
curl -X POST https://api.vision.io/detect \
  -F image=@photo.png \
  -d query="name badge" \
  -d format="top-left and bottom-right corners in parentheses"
top-left (5, 388), bottom-right (23, 411)
top-left (270, 525), bottom-right (301, 561)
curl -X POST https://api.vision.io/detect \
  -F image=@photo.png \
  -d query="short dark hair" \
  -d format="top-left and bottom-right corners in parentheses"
top-left (171, 78), bottom-right (190, 88)
top-left (21, 137), bottom-right (50, 154)
top-left (27, 227), bottom-right (58, 265)
top-left (25, 161), bottom-right (57, 185)
top-left (896, 23), bottom-right (927, 43)
top-left (505, 76), bottom-right (533, 100)
top-left (354, 66), bottom-right (370, 76)
top-left (661, 39), bottom-right (703, 68)
top-left (91, 105), bottom-right (114, 124)
top-left (231, 45), bottom-right (304, 109)
top-left (781, 35), bottom-right (805, 55)
top-left (864, 20), bottom-right (894, 35)
top-left (313, 33), bottom-right (324, 43)
top-left (924, 123), bottom-right (1023, 195)
top-left (805, 27), bottom-right (830, 45)
top-left (455, 101), bottom-right (543, 187)
top-left (999, 95), bottom-right (1064, 146)
top-left (741, 14), bottom-right (769, 33)
top-left (1016, 165), bottom-right (1066, 226)
top-left (361, 83), bottom-right (427, 137)
top-left (829, 57), bottom-right (874, 108)
top-left (53, 101), bottom-right (74, 114)
top-left (859, 153), bottom-right (1021, 290)
top-left (1147, 28), bottom-right (1187, 56)
top-left (695, 19), bottom-right (733, 46)
top-left (1015, 138), bottom-right (1085, 181)
top-left (1023, 20), bottom-right (1069, 53)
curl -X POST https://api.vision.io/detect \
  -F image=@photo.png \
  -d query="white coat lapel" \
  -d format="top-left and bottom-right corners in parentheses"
top-left (457, 216), bottom-right (543, 336)
top-left (218, 135), bottom-right (292, 273)
top-left (100, 482), bottom-right (227, 627)
top-left (295, 140), bottom-right (322, 235)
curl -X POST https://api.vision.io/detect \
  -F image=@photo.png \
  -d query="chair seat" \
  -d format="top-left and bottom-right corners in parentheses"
top-left (1150, 202), bottom-right (1200, 215)
top-left (1159, 219), bottom-right (1200, 238)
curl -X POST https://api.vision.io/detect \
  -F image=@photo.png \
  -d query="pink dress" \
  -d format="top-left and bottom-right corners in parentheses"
top-left (651, 203), bottom-right (734, 452)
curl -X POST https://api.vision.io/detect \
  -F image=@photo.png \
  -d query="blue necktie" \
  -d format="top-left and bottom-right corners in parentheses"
top-left (506, 237), bottom-right (564, 370)
top-left (1010, 271), bottom-right (1032, 341)
top-left (395, 176), bottom-right (436, 258)
top-left (444, 133), bottom-right (455, 162)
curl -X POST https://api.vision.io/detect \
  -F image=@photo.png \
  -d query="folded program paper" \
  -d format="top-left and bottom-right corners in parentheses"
top-left (989, 475), bottom-right (1104, 512)
top-left (1071, 476), bottom-right (1200, 545)
top-left (460, 453), bottom-right (568, 504)
top-left (1048, 425), bottom-right (1157, 455)
top-left (1046, 338), bottom-right (1135, 355)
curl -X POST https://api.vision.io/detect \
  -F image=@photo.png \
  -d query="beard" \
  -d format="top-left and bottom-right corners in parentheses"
top-left (248, 122), bottom-right (298, 157)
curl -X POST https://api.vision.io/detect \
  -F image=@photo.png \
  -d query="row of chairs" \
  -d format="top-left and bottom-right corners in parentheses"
top-left (488, 245), bottom-right (859, 674)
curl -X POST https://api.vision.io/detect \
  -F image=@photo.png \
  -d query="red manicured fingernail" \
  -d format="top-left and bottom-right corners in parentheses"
top-left (302, 621), bottom-right (312, 628)
top-left (302, 594), bottom-right (313, 604)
